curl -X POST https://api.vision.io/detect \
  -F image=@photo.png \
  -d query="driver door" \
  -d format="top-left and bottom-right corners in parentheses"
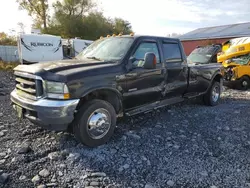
top-left (123, 39), bottom-right (166, 110)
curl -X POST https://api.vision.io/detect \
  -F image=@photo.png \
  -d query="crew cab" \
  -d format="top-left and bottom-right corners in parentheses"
top-left (10, 35), bottom-right (224, 147)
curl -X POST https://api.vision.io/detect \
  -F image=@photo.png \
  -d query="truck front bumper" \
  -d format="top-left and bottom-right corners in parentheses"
top-left (10, 90), bottom-right (79, 131)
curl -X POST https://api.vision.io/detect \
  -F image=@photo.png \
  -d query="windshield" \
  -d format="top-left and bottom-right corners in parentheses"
top-left (75, 37), bottom-right (134, 62)
top-left (187, 46), bottom-right (218, 64)
top-left (231, 54), bottom-right (250, 65)
top-left (188, 53), bottom-right (211, 64)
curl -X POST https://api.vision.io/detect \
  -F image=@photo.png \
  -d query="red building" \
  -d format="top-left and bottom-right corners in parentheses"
top-left (178, 22), bottom-right (250, 56)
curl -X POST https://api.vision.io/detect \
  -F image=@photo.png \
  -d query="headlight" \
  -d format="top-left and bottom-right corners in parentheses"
top-left (45, 81), bottom-right (70, 99)
top-left (225, 59), bottom-right (232, 64)
top-left (232, 69), bottom-right (238, 79)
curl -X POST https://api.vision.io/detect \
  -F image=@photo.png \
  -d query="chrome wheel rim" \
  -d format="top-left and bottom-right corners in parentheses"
top-left (87, 108), bottom-right (111, 139)
top-left (212, 85), bottom-right (220, 102)
top-left (242, 80), bottom-right (248, 87)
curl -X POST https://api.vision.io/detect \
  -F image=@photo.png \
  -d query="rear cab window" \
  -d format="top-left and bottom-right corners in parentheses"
top-left (162, 42), bottom-right (182, 63)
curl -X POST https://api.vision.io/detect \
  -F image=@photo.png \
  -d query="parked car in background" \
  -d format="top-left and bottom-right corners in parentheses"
top-left (187, 44), bottom-right (222, 65)
top-left (62, 38), bottom-right (93, 59)
top-left (223, 54), bottom-right (250, 90)
top-left (218, 37), bottom-right (250, 90)
top-left (17, 34), bottom-right (64, 64)
top-left (18, 34), bottom-right (93, 64)
top-left (69, 38), bottom-right (93, 57)
top-left (217, 37), bottom-right (250, 63)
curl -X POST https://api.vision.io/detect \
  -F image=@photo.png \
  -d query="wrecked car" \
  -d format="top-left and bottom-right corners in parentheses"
top-left (187, 44), bottom-right (222, 65)
top-left (218, 37), bottom-right (250, 90)
top-left (223, 54), bottom-right (250, 90)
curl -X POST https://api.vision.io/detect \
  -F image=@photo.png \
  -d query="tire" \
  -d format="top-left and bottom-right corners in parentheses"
top-left (72, 99), bottom-right (117, 147)
top-left (203, 81), bottom-right (221, 106)
top-left (237, 76), bottom-right (250, 90)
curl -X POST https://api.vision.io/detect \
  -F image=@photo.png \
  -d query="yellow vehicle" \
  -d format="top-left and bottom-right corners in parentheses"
top-left (217, 37), bottom-right (250, 90)
top-left (217, 37), bottom-right (250, 63)
top-left (223, 54), bottom-right (250, 90)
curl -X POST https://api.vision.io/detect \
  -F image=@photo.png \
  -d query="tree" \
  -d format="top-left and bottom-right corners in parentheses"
top-left (45, 0), bottom-right (133, 40)
top-left (112, 18), bottom-right (133, 35)
top-left (0, 32), bottom-right (7, 39)
top-left (46, 0), bottom-right (93, 38)
top-left (81, 14), bottom-right (133, 40)
top-left (81, 12), bottom-right (114, 40)
top-left (16, 0), bottom-right (49, 30)
top-left (53, 0), bottom-right (93, 18)
top-left (0, 32), bottom-right (17, 46)
top-left (17, 22), bottom-right (25, 34)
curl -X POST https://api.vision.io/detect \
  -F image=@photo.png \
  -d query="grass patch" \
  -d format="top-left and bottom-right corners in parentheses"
top-left (0, 61), bottom-right (20, 71)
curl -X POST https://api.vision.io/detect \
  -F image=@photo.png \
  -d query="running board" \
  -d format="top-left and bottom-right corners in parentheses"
top-left (183, 92), bottom-right (203, 99)
top-left (125, 97), bottom-right (184, 116)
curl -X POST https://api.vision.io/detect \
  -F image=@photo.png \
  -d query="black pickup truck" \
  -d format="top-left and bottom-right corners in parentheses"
top-left (11, 35), bottom-right (224, 147)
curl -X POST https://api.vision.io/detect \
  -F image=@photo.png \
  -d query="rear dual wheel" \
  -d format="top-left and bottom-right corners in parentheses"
top-left (203, 81), bottom-right (221, 106)
top-left (72, 99), bottom-right (117, 147)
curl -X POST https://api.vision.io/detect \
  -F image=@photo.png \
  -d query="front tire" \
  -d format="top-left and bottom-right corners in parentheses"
top-left (203, 81), bottom-right (221, 106)
top-left (73, 99), bottom-right (117, 147)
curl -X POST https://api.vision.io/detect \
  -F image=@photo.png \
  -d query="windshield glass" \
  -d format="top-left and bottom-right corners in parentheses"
top-left (231, 54), bottom-right (250, 65)
top-left (75, 37), bottom-right (134, 62)
top-left (187, 46), bottom-right (217, 64)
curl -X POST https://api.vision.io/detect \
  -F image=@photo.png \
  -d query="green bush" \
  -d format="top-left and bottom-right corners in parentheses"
top-left (0, 61), bottom-right (20, 71)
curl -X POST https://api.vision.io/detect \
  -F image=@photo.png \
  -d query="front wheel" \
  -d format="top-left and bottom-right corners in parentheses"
top-left (72, 99), bottom-right (117, 147)
top-left (203, 81), bottom-right (221, 106)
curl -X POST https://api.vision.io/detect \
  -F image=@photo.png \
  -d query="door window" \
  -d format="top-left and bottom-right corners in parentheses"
top-left (163, 43), bottom-right (182, 62)
top-left (133, 42), bottom-right (160, 67)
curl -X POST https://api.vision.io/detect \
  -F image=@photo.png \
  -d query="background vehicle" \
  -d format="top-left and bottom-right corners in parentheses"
top-left (187, 44), bottom-right (222, 64)
top-left (218, 37), bottom-right (250, 90)
top-left (69, 38), bottom-right (93, 57)
top-left (62, 38), bottom-right (93, 58)
top-left (217, 37), bottom-right (250, 63)
top-left (17, 34), bottom-right (63, 64)
top-left (223, 54), bottom-right (250, 90)
top-left (11, 35), bottom-right (223, 147)
top-left (18, 35), bottom-right (93, 64)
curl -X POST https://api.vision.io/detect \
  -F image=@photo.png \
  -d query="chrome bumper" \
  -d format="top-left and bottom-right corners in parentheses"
top-left (10, 90), bottom-right (79, 131)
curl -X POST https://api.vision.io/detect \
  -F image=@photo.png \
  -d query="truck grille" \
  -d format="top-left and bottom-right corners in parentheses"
top-left (14, 71), bottom-right (44, 100)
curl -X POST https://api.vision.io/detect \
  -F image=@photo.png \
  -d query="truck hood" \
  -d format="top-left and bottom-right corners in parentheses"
top-left (14, 59), bottom-right (115, 74)
top-left (14, 59), bottom-right (120, 82)
top-left (222, 61), bottom-right (241, 68)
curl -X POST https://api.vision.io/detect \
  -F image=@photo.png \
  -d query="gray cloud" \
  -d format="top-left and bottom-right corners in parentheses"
top-left (181, 0), bottom-right (250, 26)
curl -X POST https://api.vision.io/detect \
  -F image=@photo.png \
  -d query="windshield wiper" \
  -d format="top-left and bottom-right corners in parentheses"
top-left (87, 56), bottom-right (103, 61)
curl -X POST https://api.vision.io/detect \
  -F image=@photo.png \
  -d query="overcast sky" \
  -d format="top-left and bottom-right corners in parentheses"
top-left (0, 0), bottom-right (249, 36)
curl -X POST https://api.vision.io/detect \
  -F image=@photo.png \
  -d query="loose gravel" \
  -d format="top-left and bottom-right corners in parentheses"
top-left (1, 70), bottom-right (250, 188)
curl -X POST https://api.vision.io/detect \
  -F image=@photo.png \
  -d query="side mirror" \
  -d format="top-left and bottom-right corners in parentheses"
top-left (126, 56), bottom-right (137, 71)
top-left (144, 52), bottom-right (157, 69)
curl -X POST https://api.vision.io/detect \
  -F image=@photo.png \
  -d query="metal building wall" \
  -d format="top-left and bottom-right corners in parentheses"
top-left (0, 45), bottom-right (19, 62)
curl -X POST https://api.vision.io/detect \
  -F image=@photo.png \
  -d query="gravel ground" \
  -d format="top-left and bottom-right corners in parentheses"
top-left (1, 70), bottom-right (250, 188)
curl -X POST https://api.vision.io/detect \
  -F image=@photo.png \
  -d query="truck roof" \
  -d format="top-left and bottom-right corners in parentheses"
top-left (106, 34), bottom-right (180, 42)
